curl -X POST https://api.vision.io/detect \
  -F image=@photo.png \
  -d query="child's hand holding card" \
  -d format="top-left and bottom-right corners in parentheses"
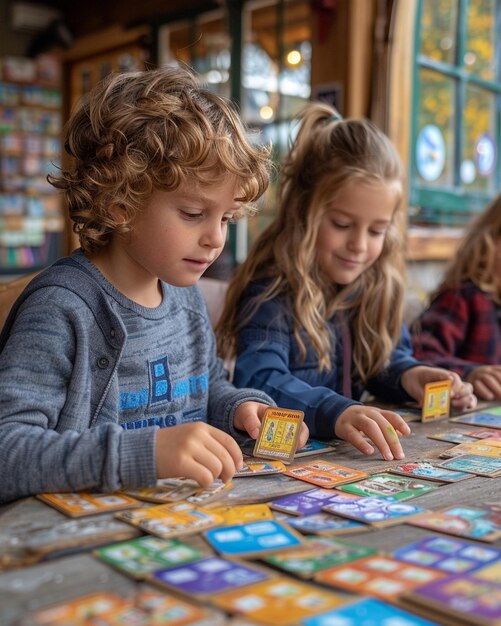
top-left (253, 407), bottom-right (305, 464)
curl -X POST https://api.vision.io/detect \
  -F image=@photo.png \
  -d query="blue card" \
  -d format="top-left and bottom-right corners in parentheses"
top-left (204, 520), bottom-right (303, 556)
top-left (303, 597), bottom-right (437, 625)
top-left (451, 412), bottom-right (501, 429)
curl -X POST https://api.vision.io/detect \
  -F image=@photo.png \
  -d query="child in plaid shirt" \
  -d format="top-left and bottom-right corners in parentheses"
top-left (412, 195), bottom-right (501, 401)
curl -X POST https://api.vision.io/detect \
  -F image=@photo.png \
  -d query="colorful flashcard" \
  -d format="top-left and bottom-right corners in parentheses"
top-left (314, 555), bottom-right (445, 600)
top-left (302, 597), bottom-right (439, 626)
top-left (253, 407), bottom-right (304, 463)
top-left (204, 520), bottom-right (303, 558)
top-left (422, 379), bottom-right (451, 421)
top-left (209, 504), bottom-right (274, 525)
top-left (427, 430), bottom-right (480, 444)
top-left (393, 536), bottom-right (501, 576)
top-left (263, 536), bottom-right (377, 578)
top-left (322, 496), bottom-right (427, 527)
top-left (36, 491), bottom-right (141, 517)
top-left (124, 479), bottom-right (200, 503)
top-left (211, 577), bottom-right (347, 625)
top-left (408, 503), bottom-right (501, 542)
top-left (337, 473), bottom-right (437, 500)
top-left (294, 439), bottom-right (337, 457)
top-left (235, 460), bottom-right (286, 477)
top-left (94, 535), bottom-right (204, 579)
top-left (402, 574), bottom-right (501, 625)
top-left (28, 588), bottom-right (224, 626)
top-left (388, 461), bottom-right (473, 482)
top-left (473, 561), bottom-right (501, 582)
top-left (439, 454), bottom-right (501, 476)
top-left (440, 441), bottom-right (501, 459)
top-left (269, 488), bottom-right (358, 516)
top-left (466, 428), bottom-right (501, 440)
top-left (450, 412), bottom-right (501, 429)
top-left (186, 480), bottom-right (233, 505)
top-left (283, 460), bottom-right (368, 488)
top-left (150, 556), bottom-right (270, 598)
top-left (285, 512), bottom-right (369, 536)
top-left (115, 501), bottom-right (224, 539)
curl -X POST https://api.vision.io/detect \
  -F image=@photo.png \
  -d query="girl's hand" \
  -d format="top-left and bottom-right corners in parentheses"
top-left (466, 365), bottom-right (501, 401)
top-left (155, 422), bottom-right (243, 488)
top-left (401, 365), bottom-right (477, 411)
top-left (234, 401), bottom-right (310, 450)
top-left (334, 405), bottom-right (410, 461)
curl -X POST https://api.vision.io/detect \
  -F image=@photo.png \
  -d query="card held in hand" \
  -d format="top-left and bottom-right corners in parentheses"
top-left (253, 407), bottom-right (304, 464)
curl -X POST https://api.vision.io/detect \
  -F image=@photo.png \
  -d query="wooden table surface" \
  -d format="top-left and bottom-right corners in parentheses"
top-left (1, 404), bottom-right (500, 625)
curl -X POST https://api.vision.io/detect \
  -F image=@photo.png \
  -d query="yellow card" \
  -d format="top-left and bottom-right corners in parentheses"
top-left (422, 379), bottom-right (452, 422)
top-left (253, 407), bottom-right (304, 464)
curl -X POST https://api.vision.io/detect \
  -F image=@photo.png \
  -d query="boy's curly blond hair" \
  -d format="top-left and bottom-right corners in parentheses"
top-left (49, 66), bottom-right (271, 253)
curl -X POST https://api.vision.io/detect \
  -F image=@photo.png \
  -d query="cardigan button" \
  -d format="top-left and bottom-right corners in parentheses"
top-left (110, 328), bottom-right (116, 338)
top-left (97, 357), bottom-right (110, 369)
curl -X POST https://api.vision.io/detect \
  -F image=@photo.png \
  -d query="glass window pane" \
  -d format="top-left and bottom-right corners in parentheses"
top-left (420, 0), bottom-right (458, 64)
top-left (465, 0), bottom-right (497, 80)
top-left (415, 69), bottom-right (455, 187)
top-left (461, 85), bottom-right (497, 193)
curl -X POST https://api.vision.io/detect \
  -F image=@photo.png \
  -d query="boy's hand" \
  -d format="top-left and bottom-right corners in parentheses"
top-left (466, 365), bottom-right (501, 401)
top-left (334, 405), bottom-right (410, 461)
top-left (401, 365), bottom-right (477, 411)
top-left (233, 401), bottom-right (310, 450)
top-left (155, 422), bottom-right (243, 488)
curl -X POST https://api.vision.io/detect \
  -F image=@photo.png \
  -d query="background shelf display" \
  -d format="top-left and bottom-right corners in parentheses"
top-left (0, 54), bottom-right (64, 276)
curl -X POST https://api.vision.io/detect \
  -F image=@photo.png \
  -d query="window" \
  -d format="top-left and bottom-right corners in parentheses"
top-left (410, 0), bottom-right (501, 228)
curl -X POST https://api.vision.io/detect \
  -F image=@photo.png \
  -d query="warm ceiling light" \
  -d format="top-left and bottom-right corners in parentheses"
top-left (286, 49), bottom-right (302, 66)
top-left (259, 105), bottom-right (274, 120)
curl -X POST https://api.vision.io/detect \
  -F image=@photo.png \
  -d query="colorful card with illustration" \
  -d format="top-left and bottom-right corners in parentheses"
top-left (209, 504), bottom-right (274, 525)
top-left (235, 460), bottom-right (286, 477)
top-left (94, 535), bottom-right (204, 578)
top-left (115, 501), bottom-right (223, 539)
top-left (37, 491), bottom-right (141, 517)
top-left (408, 503), bottom-right (501, 542)
top-left (294, 439), bottom-right (337, 457)
top-left (440, 441), bottom-right (501, 460)
top-left (388, 461), bottom-right (473, 482)
top-left (28, 588), bottom-right (224, 626)
top-left (402, 574), bottom-right (501, 625)
top-left (422, 379), bottom-right (451, 421)
top-left (337, 473), bottom-right (437, 500)
top-left (253, 407), bottom-right (304, 463)
top-left (314, 555), bottom-right (445, 600)
top-left (439, 454), bottom-right (501, 476)
top-left (211, 577), bottom-right (346, 625)
top-left (263, 536), bottom-right (376, 578)
top-left (427, 430), bottom-right (479, 444)
top-left (124, 478), bottom-right (200, 503)
top-left (393, 536), bottom-right (501, 576)
top-left (473, 560), bottom-right (501, 582)
top-left (283, 460), bottom-right (368, 488)
top-left (285, 512), bottom-right (369, 536)
top-left (269, 488), bottom-right (358, 516)
top-left (204, 520), bottom-right (303, 558)
top-left (150, 556), bottom-right (270, 598)
top-left (466, 428), bottom-right (501, 440)
top-left (450, 411), bottom-right (501, 429)
top-left (322, 496), bottom-right (427, 527)
top-left (302, 597), bottom-right (439, 626)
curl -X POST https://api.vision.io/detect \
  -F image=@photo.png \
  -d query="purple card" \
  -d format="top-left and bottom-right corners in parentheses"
top-left (408, 574), bottom-right (501, 622)
top-left (394, 536), bottom-right (501, 574)
top-left (270, 488), bottom-right (355, 516)
top-left (451, 412), bottom-right (501, 429)
top-left (151, 556), bottom-right (267, 595)
top-left (323, 496), bottom-right (426, 525)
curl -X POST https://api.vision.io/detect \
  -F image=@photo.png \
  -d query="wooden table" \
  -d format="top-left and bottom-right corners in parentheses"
top-left (1, 406), bottom-right (500, 625)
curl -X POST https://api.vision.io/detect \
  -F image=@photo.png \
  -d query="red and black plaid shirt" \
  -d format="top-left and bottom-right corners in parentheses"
top-left (411, 280), bottom-right (501, 377)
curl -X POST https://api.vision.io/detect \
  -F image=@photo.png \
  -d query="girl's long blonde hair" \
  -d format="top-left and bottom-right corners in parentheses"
top-left (430, 194), bottom-right (501, 305)
top-left (216, 102), bottom-right (405, 383)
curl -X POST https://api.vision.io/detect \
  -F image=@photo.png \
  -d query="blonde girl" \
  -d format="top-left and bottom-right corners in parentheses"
top-left (412, 195), bottom-right (501, 400)
top-left (217, 103), bottom-right (476, 461)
